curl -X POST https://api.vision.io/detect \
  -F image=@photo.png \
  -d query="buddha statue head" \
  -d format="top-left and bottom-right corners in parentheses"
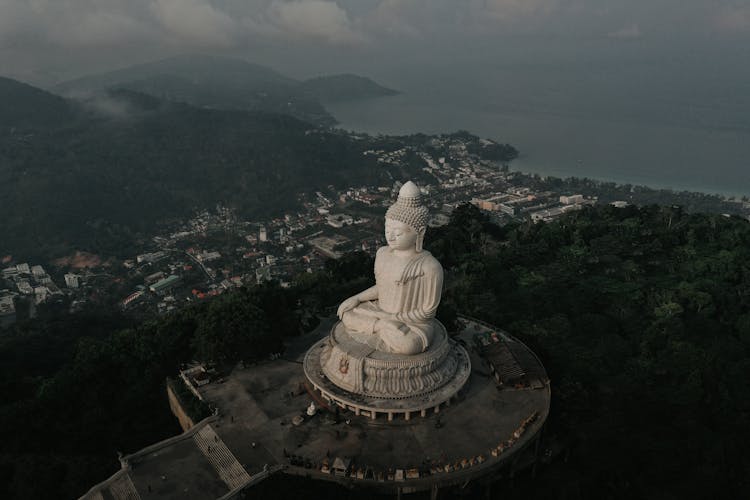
top-left (385, 181), bottom-right (429, 252)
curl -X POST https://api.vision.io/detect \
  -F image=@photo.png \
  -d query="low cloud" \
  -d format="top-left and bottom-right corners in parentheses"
top-left (608, 24), bottom-right (642, 39)
top-left (714, 6), bottom-right (750, 33)
top-left (0, 0), bottom-right (364, 50)
top-left (0, 0), bottom-right (155, 48)
top-left (481, 0), bottom-right (561, 21)
top-left (150, 0), bottom-right (241, 47)
top-left (81, 94), bottom-right (137, 120)
top-left (0, 0), bottom-right (748, 85)
top-left (1, 1), bottom-right (745, 51)
top-left (267, 0), bottom-right (365, 44)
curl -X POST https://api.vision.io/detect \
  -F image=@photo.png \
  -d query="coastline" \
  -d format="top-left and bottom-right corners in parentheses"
top-left (511, 157), bottom-right (750, 200)
top-left (326, 97), bottom-right (750, 200)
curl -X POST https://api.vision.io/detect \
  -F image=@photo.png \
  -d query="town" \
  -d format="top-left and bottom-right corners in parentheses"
top-left (1, 132), bottom-right (747, 327)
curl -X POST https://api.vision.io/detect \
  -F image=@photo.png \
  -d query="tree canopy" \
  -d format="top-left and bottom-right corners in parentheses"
top-left (431, 203), bottom-right (750, 498)
top-left (1, 204), bottom-right (749, 498)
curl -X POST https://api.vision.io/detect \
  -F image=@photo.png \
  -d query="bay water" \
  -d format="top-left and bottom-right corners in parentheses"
top-left (324, 41), bottom-right (750, 197)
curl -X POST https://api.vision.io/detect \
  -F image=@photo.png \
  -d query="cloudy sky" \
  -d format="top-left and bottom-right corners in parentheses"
top-left (1, 1), bottom-right (749, 195)
top-left (1, 0), bottom-right (749, 85)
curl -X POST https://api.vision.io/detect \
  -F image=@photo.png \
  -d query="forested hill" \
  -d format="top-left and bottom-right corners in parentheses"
top-left (430, 203), bottom-right (750, 498)
top-left (53, 54), bottom-right (335, 126)
top-left (0, 77), bottom-right (75, 129)
top-left (1, 204), bottom-right (748, 498)
top-left (53, 55), bottom-right (400, 127)
top-left (300, 74), bottom-right (399, 101)
top-left (0, 79), bottom-right (405, 259)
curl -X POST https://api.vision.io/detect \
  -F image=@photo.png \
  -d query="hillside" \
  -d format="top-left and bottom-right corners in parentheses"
top-left (0, 80), bottom-right (408, 259)
top-left (430, 204), bottom-right (750, 498)
top-left (0, 77), bottom-right (76, 129)
top-left (54, 55), bottom-right (399, 127)
top-left (55, 54), bottom-right (294, 92)
top-left (54, 54), bottom-right (334, 126)
top-left (300, 73), bottom-right (399, 101)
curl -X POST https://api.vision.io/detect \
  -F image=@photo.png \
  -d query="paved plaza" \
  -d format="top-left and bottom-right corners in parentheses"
top-left (80, 318), bottom-right (550, 499)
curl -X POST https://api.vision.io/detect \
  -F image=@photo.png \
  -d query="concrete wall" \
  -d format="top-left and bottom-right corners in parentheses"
top-left (167, 382), bottom-right (196, 432)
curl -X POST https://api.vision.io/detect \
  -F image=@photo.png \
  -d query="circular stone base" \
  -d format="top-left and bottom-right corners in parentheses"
top-left (303, 331), bottom-right (471, 420)
top-left (320, 320), bottom-right (461, 399)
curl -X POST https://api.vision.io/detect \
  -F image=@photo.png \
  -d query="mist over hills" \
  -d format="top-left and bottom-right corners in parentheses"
top-left (0, 77), bottom-right (406, 260)
top-left (53, 55), bottom-right (398, 127)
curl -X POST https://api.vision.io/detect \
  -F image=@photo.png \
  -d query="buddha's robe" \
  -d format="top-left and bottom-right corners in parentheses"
top-left (341, 247), bottom-right (443, 354)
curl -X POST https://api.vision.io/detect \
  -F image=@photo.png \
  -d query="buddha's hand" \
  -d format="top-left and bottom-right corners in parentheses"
top-left (337, 295), bottom-right (360, 319)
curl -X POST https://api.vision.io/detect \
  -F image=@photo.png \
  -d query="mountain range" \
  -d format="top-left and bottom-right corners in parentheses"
top-left (53, 54), bottom-right (398, 127)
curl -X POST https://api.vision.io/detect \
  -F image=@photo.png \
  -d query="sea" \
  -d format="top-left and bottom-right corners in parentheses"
top-left (321, 40), bottom-right (750, 198)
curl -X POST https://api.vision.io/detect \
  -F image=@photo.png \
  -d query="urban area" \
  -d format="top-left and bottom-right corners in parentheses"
top-left (1, 132), bottom-right (744, 327)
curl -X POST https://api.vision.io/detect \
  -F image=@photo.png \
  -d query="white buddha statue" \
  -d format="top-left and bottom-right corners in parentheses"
top-left (336, 181), bottom-right (443, 355)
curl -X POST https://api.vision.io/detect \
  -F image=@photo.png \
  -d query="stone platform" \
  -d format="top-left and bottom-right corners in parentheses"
top-left (304, 321), bottom-right (471, 420)
top-left (80, 317), bottom-right (550, 499)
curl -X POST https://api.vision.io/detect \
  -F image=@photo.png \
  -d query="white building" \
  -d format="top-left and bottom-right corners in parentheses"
top-left (259, 226), bottom-right (268, 242)
top-left (197, 251), bottom-right (221, 262)
top-left (34, 286), bottom-right (49, 304)
top-left (0, 295), bottom-right (15, 316)
top-left (560, 194), bottom-right (584, 205)
top-left (2, 267), bottom-right (19, 279)
top-left (327, 214), bottom-right (354, 228)
top-left (136, 251), bottom-right (167, 264)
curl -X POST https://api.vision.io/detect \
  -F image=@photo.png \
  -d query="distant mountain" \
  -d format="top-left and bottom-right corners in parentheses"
top-left (54, 54), bottom-right (335, 126)
top-left (53, 55), bottom-right (400, 127)
top-left (0, 81), bottom-right (407, 260)
top-left (0, 77), bottom-right (76, 129)
top-left (56, 54), bottom-right (294, 92)
top-left (300, 74), bottom-right (399, 102)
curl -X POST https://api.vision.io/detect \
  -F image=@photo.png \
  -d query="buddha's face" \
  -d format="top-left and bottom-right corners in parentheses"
top-left (385, 218), bottom-right (419, 251)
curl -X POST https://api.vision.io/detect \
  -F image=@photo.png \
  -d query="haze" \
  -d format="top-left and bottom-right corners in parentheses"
top-left (2, 0), bottom-right (749, 194)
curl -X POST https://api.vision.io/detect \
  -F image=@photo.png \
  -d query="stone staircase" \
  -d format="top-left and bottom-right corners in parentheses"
top-left (80, 472), bottom-right (140, 500)
top-left (108, 473), bottom-right (141, 500)
top-left (193, 424), bottom-right (251, 490)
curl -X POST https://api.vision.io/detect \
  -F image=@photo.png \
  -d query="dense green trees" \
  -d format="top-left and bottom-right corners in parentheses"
top-left (191, 292), bottom-right (278, 364)
top-left (431, 203), bottom-right (750, 498)
top-left (1, 204), bottom-right (749, 498)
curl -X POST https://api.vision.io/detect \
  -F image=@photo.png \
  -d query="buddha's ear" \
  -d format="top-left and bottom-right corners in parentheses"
top-left (416, 227), bottom-right (426, 253)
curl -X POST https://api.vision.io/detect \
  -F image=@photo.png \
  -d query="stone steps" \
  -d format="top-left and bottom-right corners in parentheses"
top-left (108, 473), bottom-right (141, 500)
top-left (193, 424), bottom-right (251, 490)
